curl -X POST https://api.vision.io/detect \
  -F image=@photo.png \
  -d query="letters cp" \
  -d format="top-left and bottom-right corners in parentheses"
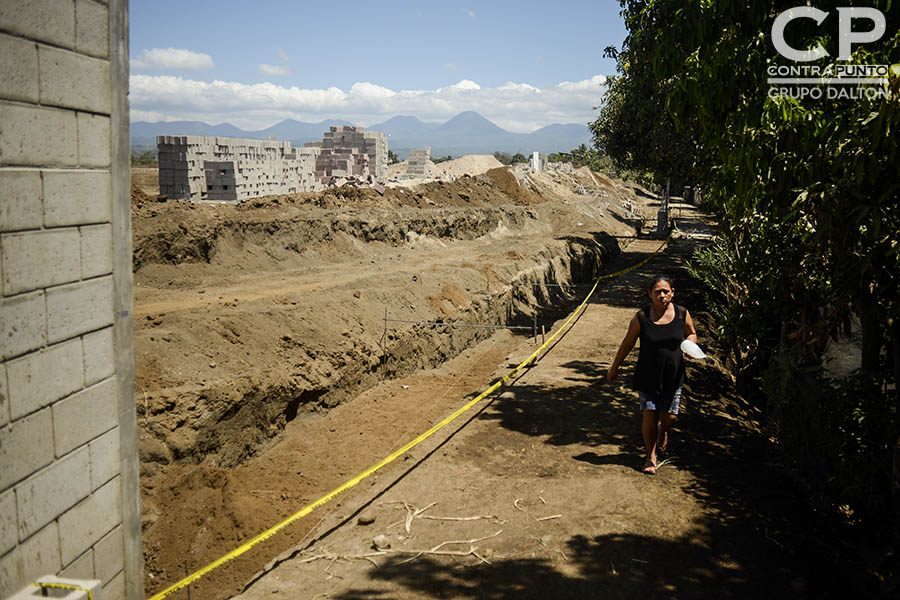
top-left (772, 6), bottom-right (886, 61)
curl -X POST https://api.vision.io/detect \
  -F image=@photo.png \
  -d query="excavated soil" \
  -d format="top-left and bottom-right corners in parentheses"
top-left (134, 165), bottom-right (648, 597)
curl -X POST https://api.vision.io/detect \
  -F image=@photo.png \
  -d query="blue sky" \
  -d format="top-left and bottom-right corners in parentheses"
top-left (129, 0), bottom-right (627, 132)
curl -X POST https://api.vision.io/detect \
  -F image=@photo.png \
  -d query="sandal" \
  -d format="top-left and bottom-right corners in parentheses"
top-left (642, 460), bottom-right (657, 475)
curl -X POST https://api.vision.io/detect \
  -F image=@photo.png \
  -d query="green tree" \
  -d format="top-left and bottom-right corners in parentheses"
top-left (604, 0), bottom-right (900, 572)
top-left (387, 149), bottom-right (399, 164)
top-left (493, 151), bottom-right (513, 165)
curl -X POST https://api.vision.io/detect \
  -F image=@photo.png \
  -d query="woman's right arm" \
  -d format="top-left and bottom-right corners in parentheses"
top-left (607, 313), bottom-right (640, 382)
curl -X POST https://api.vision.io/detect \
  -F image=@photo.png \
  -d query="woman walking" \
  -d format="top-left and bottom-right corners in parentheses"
top-left (607, 274), bottom-right (697, 474)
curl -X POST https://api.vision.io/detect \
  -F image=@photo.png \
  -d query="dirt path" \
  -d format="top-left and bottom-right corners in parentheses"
top-left (212, 205), bottom-right (812, 600)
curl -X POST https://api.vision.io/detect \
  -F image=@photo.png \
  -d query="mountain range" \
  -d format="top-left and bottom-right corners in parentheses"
top-left (131, 111), bottom-right (593, 159)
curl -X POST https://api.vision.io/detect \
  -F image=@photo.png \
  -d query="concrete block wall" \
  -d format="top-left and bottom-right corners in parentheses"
top-left (407, 147), bottom-right (431, 178)
top-left (158, 136), bottom-right (322, 202)
top-left (319, 126), bottom-right (387, 183)
top-left (0, 1), bottom-right (142, 599)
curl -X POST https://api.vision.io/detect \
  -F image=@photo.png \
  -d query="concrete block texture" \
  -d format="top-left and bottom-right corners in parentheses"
top-left (0, 409), bottom-right (54, 491)
top-left (46, 276), bottom-right (113, 343)
top-left (14, 445), bottom-right (90, 538)
top-left (0, 488), bottom-right (16, 556)
top-left (79, 224), bottom-right (112, 279)
top-left (0, 171), bottom-right (43, 233)
top-left (0, 291), bottom-right (46, 361)
top-left (6, 338), bottom-right (84, 420)
top-left (0, 364), bottom-right (7, 428)
top-left (42, 170), bottom-right (111, 227)
top-left (38, 46), bottom-right (110, 114)
top-left (92, 524), bottom-right (123, 584)
top-left (0, 0), bottom-right (76, 49)
top-left (102, 570), bottom-right (124, 599)
top-left (81, 326), bottom-right (113, 386)
top-left (77, 113), bottom-right (111, 168)
top-left (1, 228), bottom-right (82, 295)
top-left (0, 33), bottom-right (39, 103)
top-left (0, 522), bottom-right (61, 598)
top-left (51, 377), bottom-right (116, 456)
top-left (74, 0), bottom-right (108, 58)
top-left (58, 476), bottom-right (120, 565)
top-left (88, 426), bottom-right (118, 490)
top-left (59, 548), bottom-right (94, 579)
top-left (0, 103), bottom-right (77, 167)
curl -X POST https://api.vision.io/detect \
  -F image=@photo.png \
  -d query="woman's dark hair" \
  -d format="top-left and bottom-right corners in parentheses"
top-left (647, 274), bottom-right (674, 291)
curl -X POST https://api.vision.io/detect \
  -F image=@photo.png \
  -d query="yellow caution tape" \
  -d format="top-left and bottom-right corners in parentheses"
top-left (32, 581), bottom-right (94, 600)
top-left (148, 238), bottom-right (668, 600)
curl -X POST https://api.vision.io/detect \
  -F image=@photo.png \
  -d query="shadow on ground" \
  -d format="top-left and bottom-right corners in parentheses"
top-left (319, 229), bottom-right (879, 599)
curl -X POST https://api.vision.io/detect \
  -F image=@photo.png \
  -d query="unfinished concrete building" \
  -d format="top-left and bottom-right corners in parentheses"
top-left (308, 126), bottom-right (387, 184)
top-left (407, 147), bottom-right (431, 178)
top-left (157, 136), bottom-right (322, 202)
top-left (311, 146), bottom-right (370, 183)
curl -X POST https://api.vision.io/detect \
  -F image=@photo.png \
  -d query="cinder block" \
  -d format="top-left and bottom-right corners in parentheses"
top-left (46, 276), bottom-right (113, 344)
top-left (0, 291), bottom-right (46, 362)
top-left (51, 378), bottom-right (116, 456)
top-left (0, 103), bottom-right (77, 167)
top-left (102, 569), bottom-right (124, 599)
top-left (42, 170), bottom-right (111, 227)
top-left (7, 339), bottom-right (84, 420)
top-left (0, 488), bottom-right (16, 556)
top-left (0, 363), bottom-right (7, 428)
top-left (79, 224), bottom-right (112, 279)
top-left (0, 33), bottom-right (39, 103)
top-left (81, 326), bottom-right (113, 386)
top-left (0, 171), bottom-right (42, 233)
top-left (74, 0), bottom-right (108, 58)
top-left (59, 548), bottom-right (94, 579)
top-left (0, 0), bottom-right (75, 49)
top-left (0, 522), bottom-right (61, 598)
top-left (92, 524), bottom-right (123, 584)
top-left (38, 46), bottom-right (110, 114)
top-left (14, 445), bottom-right (90, 538)
top-left (1, 228), bottom-right (82, 295)
top-left (58, 476), bottom-right (120, 565)
top-left (0, 408), bottom-right (54, 492)
top-left (77, 113), bottom-right (110, 168)
top-left (88, 426), bottom-right (118, 490)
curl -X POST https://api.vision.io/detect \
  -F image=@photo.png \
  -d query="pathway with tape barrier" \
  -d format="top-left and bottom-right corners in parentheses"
top-left (213, 205), bottom-right (815, 600)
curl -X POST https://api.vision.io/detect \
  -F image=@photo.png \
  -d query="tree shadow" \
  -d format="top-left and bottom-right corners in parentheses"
top-left (331, 525), bottom-right (801, 600)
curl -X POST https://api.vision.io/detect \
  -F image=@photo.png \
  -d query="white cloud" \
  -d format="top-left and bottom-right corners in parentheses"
top-left (444, 79), bottom-right (481, 91)
top-left (131, 48), bottom-right (214, 71)
top-left (556, 74), bottom-right (607, 91)
top-left (259, 64), bottom-right (291, 76)
top-left (463, 8), bottom-right (475, 17)
top-left (278, 49), bottom-right (289, 63)
top-left (129, 74), bottom-right (610, 132)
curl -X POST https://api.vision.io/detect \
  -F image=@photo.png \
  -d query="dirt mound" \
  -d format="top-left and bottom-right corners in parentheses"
top-left (434, 154), bottom-right (503, 178)
top-left (481, 167), bottom-right (543, 205)
top-left (131, 181), bottom-right (152, 204)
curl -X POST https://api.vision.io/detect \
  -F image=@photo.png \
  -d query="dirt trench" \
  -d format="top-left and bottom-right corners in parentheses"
top-left (134, 166), bottom-right (646, 596)
top-left (136, 214), bottom-right (622, 470)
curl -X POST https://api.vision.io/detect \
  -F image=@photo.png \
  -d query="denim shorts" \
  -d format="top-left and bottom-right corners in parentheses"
top-left (639, 387), bottom-right (683, 415)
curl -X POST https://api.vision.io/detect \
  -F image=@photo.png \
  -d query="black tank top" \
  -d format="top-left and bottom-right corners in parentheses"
top-left (634, 303), bottom-right (686, 396)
